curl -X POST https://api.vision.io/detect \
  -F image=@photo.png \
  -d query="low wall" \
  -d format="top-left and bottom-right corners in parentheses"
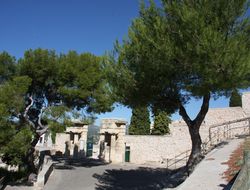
top-left (55, 133), bottom-right (69, 154)
top-left (231, 150), bottom-right (250, 190)
top-left (123, 125), bottom-right (211, 164)
top-left (34, 156), bottom-right (54, 189)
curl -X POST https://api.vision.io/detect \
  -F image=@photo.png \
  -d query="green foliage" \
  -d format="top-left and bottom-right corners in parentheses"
top-left (129, 106), bottom-right (150, 135)
top-left (18, 48), bottom-right (114, 114)
top-left (151, 111), bottom-right (171, 135)
top-left (229, 89), bottom-right (242, 107)
top-left (44, 106), bottom-right (70, 144)
top-left (58, 51), bottom-right (114, 113)
top-left (49, 121), bottom-right (66, 144)
top-left (1, 127), bottom-right (33, 166)
top-left (0, 167), bottom-right (28, 184)
top-left (111, 0), bottom-right (250, 167)
top-left (0, 76), bottom-right (32, 166)
top-left (0, 51), bottom-right (16, 83)
top-left (0, 76), bottom-right (31, 116)
top-left (0, 49), bottom-right (114, 169)
top-left (18, 49), bottom-right (59, 99)
top-left (112, 0), bottom-right (250, 112)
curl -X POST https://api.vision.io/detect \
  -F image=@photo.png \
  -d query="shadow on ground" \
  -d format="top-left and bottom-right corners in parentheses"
top-left (93, 167), bottom-right (187, 190)
top-left (52, 157), bottom-right (109, 170)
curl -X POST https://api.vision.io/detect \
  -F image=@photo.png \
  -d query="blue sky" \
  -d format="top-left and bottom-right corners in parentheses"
top-left (0, 1), bottom-right (249, 125)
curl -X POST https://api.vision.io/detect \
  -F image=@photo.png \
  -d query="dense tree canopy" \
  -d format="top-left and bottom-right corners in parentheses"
top-left (229, 89), bottom-right (242, 107)
top-left (0, 49), bottom-right (114, 172)
top-left (151, 111), bottom-right (171, 135)
top-left (111, 0), bottom-right (250, 172)
top-left (0, 76), bottom-right (32, 166)
top-left (129, 106), bottom-right (150, 135)
top-left (0, 52), bottom-right (16, 83)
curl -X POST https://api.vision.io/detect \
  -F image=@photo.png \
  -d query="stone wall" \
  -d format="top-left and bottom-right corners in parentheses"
top-left (242, 92), bottom-right (250, 115)
top-left (55, 133), bottom-right (69, 154)
top-left (123, 124), bottom-right (212, 164)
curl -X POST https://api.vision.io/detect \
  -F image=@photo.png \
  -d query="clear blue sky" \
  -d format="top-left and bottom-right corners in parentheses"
top-left (0, 1), bottom-right (249, 125)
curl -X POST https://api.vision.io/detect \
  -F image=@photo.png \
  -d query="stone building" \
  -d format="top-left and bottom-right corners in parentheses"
top-left (54, 120), bottom-right (88, 158)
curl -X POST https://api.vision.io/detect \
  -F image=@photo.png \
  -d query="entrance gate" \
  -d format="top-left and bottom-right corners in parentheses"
top-left (125, 146), bottom-right (130, 162)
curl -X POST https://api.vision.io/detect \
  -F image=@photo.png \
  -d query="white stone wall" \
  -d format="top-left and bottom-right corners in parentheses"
top-left (124, 125), bottom-right (202, 164)
top-left (55, 133), bottom-right (69, 153)
top-left (203, 107), bottom-right (247, 126)
top-left (242, 92), bottom-right (250, 115)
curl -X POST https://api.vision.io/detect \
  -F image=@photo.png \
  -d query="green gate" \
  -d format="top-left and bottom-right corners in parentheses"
top-left (86, 140), bottom-right (93, 157)
top-left (125, 146), bottom-right (130, 162)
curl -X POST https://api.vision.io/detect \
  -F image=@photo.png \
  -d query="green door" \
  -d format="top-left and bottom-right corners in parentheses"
top-left (86, 141), bottom-right (93, 157)
top-left (125, 146), bottom-right (130, 162)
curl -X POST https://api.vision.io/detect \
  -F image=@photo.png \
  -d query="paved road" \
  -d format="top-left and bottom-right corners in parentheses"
top-left (176, 138), bottom-right (244, 190)
top-left (44, 161), bottom-right (176, 190)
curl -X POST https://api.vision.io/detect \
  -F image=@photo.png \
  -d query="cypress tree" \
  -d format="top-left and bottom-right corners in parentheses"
top-left (151, 111), bottom-right (171, 135)
top-left (229, 89), bottom-right (242, 107)
top-left (129, 106), bottom-right (150, 135)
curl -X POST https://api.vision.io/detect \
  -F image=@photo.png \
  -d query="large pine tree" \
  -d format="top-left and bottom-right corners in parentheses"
top-left (111, 0), bottom-right (250, 173)
top-left (129, 106), bottom-right (150, 135)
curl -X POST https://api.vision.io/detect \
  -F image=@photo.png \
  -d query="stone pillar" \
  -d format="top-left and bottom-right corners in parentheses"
top-left (110, 135), bottom-right (116, 162)
top-left (79, 125), bottom-right (88, 156)
top-left (74, 134), bottom-right (79, 143)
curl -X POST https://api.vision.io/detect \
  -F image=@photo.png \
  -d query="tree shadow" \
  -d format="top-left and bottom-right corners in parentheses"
top-left (93, 167), bottom-right (186, 190)
top-left (219, 170), bottom-right (239, 190)
top-left (52, 156), bottom-right (108, 170)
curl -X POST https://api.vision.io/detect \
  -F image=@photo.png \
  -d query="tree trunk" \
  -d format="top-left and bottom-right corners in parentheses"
top-left (179, 93), bottom-right (210, 174)
top-left (186, 125), bottom-right (203, 173)
top-left (23, 133), bottom-right (40, 174)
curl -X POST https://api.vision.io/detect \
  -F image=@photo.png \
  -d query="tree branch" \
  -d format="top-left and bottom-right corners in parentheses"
top-left (36, 126), bottom-right (48, 135)
top-left (37, 97), bottom-right (49, 135)
top-left (23, 96), bottom-right (35, 129)
top-left (179, 103), bottom-right (193, 127)
top-left (193, 93), bottom-right (210, 127)
top-left (179, 93), bottom-right (210, 128)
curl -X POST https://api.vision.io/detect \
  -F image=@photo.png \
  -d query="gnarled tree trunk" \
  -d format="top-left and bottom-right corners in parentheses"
top-left (179, 93), bottom-right (210, 174)
top-left (23, 133), bottom-right (40, 174)
top-left (22, 96), bottom-right (48, 174)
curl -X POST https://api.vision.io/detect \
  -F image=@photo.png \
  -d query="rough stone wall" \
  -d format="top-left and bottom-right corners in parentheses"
top-left (124, 125), bottom-right (200, 164)
top-left (203, 107), bottom-right (247, 126)
top-left (242, 92), bottom-right (250, 115)
top-left (124, 134), bottom-right (184, 164)
top-left (54, 133), bottom-right (69, 154)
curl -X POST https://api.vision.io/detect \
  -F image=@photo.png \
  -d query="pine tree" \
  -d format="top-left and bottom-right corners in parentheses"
top-left (129, 106), bottom-right (150, 135)
top-left (151, 111), bottom-right (171, 135)
top-left (229, 89), bottom-right (242, 107)
top-left (112, 0), bottom-right (250, 172)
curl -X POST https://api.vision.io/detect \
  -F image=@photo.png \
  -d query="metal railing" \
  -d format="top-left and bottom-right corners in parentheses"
top-left (166, 150), bottom-right (191, 169)
top-left (166, 117), bottom-right (250, 169)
